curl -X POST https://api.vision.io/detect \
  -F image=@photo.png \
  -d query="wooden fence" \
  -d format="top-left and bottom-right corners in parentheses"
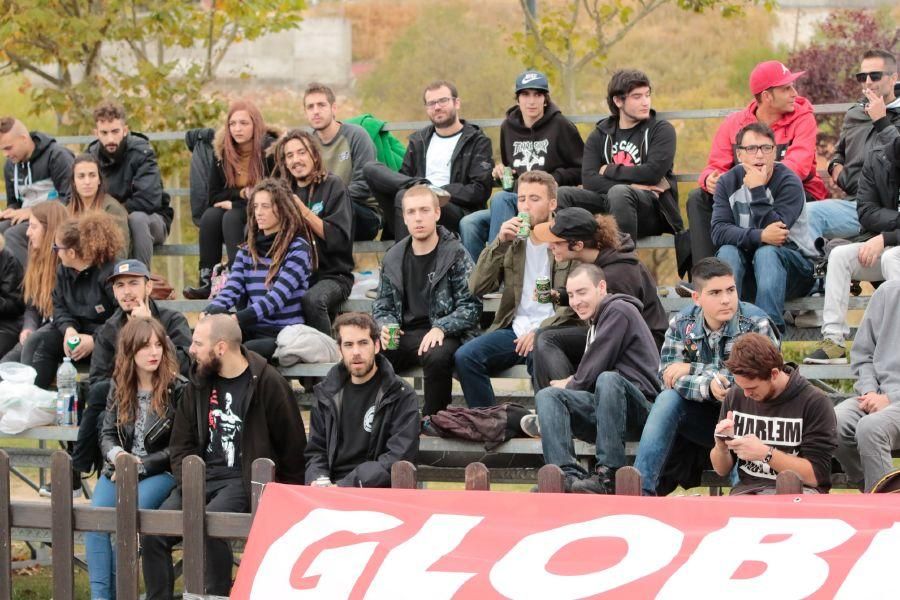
top-left (0, 450), bottom-right (805, 599)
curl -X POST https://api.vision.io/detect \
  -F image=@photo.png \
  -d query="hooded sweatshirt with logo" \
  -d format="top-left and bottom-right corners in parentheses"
top-left (500, 102), bottom-right (584, 186)
top-left (829, 83), bottom-right (900, 199)
top-left (566, 293), bottom-right (661, 399)
top-left (698, 96), bottom-right (826, 200)
top-left (721, 366), bottom-right (837, 494)
top-left (3, 132), bottom-right (74, 208)
top-left (582, 111), bottom-right (682, 232)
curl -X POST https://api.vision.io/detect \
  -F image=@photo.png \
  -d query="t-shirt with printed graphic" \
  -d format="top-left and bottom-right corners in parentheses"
top-left (401, 242), bottom-right (438, 330)
top-left (719, 367), bottom-right (837, 494)
top-left (332, 371), bottom-right (381, 481)
top-left (204, 367), bottom-right (252, 482)
top-left (609, 125), bottom-right (645, 167)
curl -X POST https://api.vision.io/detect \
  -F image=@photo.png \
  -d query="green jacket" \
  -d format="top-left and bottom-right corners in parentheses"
top-left (470, 236), bottom-right (580, 332)
top-left (346, 113), bottom-right (406, 172)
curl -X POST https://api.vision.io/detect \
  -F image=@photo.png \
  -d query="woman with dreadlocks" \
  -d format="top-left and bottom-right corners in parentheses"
top-left (273, 129), bottom-right (354, 335)
top-left (204, 178), bottom-right (314, 360)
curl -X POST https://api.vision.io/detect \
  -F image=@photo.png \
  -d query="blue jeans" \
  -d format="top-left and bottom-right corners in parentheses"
top-left (716, 244), bottom-right (814, 330)
top-left (806, 199), bottom-right (860, 241)
top-left (86, 472), bottom-right (176, 600)
top-left (454, 327), bottom-right (532, 408)
top-left (457, 192), bottom-right (519, 261)
top-left (633, 389), bottom-right (722, 495)
top-left (535, 372), bottom-right (652, 478)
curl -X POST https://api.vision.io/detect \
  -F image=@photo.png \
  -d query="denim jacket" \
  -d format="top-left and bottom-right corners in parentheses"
top-left (659, 301), bottom-right (779, 402)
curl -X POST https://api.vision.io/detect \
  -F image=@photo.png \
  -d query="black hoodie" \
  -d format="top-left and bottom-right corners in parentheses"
top-left (87, 133), bottom-right (174, 228)
top-left (567, 293), bottom-right (661, 399)
top-left (305, 354), bottom-right (420, 488)
top-left (3, 131), bottom-right (74, 208)
top-left (501, 102), bottom-right (584, 186)
top-left (169, 347), bottom-right (307, 494)
top-left (292, 173), bottom-right (355, 287)
top-left (856, 136), bottom-right (900, 245)
top-left (582, 111), bottom-right (682, 232)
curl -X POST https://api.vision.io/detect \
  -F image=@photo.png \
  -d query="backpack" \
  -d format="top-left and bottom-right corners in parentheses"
top-left (423, 403), bottom-right (531, 450)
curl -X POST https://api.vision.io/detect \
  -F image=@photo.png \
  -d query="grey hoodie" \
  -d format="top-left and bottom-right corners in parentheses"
top-left (851, 279), bottom-right (900, 403)
top-left (830, 83), bottom-right (900, 198)
top-left (567, 293), bottom-right (661, 399)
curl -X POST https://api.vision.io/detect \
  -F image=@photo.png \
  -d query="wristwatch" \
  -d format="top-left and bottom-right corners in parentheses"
top-left (763, 446), bottom-right (775, 464)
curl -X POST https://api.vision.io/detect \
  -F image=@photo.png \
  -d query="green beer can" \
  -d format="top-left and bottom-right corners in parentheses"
top-left (66, 336), bottom-right (81, 353)
top-left (386, 324), bottom-right (400, 350)
top-left (516, 212), bottom-right (531, 239)
top-left (536, 276), bottom-right (552, 304)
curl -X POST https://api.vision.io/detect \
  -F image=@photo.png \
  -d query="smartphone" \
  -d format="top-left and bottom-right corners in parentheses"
top-left (714, 433), bottom-right (735, 441)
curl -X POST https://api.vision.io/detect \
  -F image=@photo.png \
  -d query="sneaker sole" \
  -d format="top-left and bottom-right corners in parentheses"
top-left (802, 357), bottom-right (848, 365)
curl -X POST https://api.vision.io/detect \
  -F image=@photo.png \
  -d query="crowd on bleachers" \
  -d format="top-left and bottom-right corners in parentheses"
top-left (0, 49), bottom-right (899, 598)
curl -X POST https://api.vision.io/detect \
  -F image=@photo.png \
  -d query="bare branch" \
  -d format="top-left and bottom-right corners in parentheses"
top-left (3, 49), bottom-right (64, 87)
top-left (574, 0), bottom-right (668, 71)
top-left (204, 0), bottom-right (217, 79)
top-left (210, 24), bottom-right (240, 78)
top-left (516, 0), bottom-right (564, 70)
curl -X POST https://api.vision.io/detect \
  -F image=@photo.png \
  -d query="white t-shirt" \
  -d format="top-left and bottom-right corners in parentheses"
top-left (512, 237), bottom-right (554, 338)
top-left (425, 131), bottom-right (462, 187)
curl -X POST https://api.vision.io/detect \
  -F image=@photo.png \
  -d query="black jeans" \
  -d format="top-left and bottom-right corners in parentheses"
top-left (0, 318), bottom-right (22, 359)
top-left (556, 187), bottom-right (610, 214)
top-left (531, 326), bottom-right (588, 391)
top-left (686, 187), bottom-right (716, 266)
top-left (382, 327), bottom-right (461, 416)
top-left (19, 323), bottom-right (88, 389)
top-left (198, 206), bottom-right (246, 269)
top-left (606, 184), bottom-right (668, 242)
top-left (301, 277), bottom-right (352, 336)
top-left (363, 162), bottom-right (470, 239)
top-left (72, 380), bottom-right (110, 473)
top-left (353, 202), bottom-right (382, 241)
top-left (142, 478), bottom-right (249, 600)
top-left (241, 324), bottom-right (280, 361)
top-left (0, 220), bottom-right (29, 267)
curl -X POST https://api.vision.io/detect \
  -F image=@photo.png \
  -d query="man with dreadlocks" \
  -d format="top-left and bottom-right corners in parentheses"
top-left (203, 178), bottom-right (314, 360)
top-left (273, 129), bottom-right (354, 335)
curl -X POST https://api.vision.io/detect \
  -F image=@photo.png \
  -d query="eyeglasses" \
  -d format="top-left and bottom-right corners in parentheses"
top-left (51, 243), bottom-right (67, 252)
top-left (424, 97), bottom-right (454, 109)
top-left (736, 144), bottom-right (776, 155)
top-left (855, 71), bottom-right (887, 83)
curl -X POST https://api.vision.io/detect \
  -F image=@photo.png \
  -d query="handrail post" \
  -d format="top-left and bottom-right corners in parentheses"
top-left (464, 462), bottom-right (490, 491)
top-left (615, 466), bottom-right (642, 496)
top-left (115, 453), bottom-right (141, 600)
top-left (390, 461), bottom-right (417, 489)
top-left (536, 464), bottom-right (565, 493)
top-left (50, 451), bottom-right (74, 599)
top-left (182, 456), bottom-right (207, 595)
top-left (0, 450), bottom-right (11, 600)
top-left (775, 470), bottom-right (804, 495)
top-left (251, 458), bottom-right (275, 520)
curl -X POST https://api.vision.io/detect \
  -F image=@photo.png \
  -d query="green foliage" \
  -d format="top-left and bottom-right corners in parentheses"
top-left (0, 1), bottom-right (306, 136)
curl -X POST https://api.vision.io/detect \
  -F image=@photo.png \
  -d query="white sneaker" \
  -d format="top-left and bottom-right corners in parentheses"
top-left (520, 413), bottom-right (541, 438)
top-left (38, 482), bottom-right (82, 499)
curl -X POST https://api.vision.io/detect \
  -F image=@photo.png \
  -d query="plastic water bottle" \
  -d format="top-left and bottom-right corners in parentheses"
top-left (56, 358), bottom-right (78, 426)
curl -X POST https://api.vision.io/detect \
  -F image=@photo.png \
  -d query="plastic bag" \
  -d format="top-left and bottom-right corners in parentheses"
top-left (0, 381), bottom-right (57, 434)
top-left (350, 269), bottom-right (380, 299)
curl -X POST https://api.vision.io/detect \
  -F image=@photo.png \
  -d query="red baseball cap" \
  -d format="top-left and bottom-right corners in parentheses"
top-left (749, 61), bottom-right (806, 95)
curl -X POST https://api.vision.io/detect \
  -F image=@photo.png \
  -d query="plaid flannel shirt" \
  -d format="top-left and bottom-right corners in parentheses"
top-left (659, 301), bottom-right (779, 402)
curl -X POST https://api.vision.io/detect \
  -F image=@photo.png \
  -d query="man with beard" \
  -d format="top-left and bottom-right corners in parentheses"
top-left (142, 314), bottom-right (306, 599)
top-left (87, 101), bottom-right (173, 266)
top-left (0, 117), bottom-right (74, 266)
top-left (71, 259), bottom-right (192, 474)
top-left (304, 82), bottom-right (381, 240)
top-left (711, 333), bottom-right (837, 495)
top-left (373, 185), bottom-right (481, 415)
top-left (273, 129), bottom-right (354, 335)
top-left (363, 80), bottom-right (493, 239)
top-left (305, 312), bottom-right (419, 488)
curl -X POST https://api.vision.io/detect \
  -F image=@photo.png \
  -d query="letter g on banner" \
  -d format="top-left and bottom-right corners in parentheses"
top-left (249, 508), bottom-right (403, 599)
top-left (489, 514), bottom-right (684, 599)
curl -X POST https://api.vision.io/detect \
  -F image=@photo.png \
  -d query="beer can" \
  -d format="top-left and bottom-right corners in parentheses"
top-left (516, 212), bottom-right (531, 239)
top-left (66, 336), bottom-right (81, 352)
top-left (386, 324), bottom-right (400, 350)
top-left (501, 166), bottom-right (515, 191)
top-left (313, 476), bottom-right (333, 487)
top-left (536, 276), bottom-right (552, 304)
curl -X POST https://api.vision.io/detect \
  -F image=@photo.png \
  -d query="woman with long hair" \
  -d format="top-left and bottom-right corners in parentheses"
top-left (22, 210), bottom-right (122, 388)
top-left (86, 317), bottom-right (185, 600)
top-left (273, 129), bottom-right (354, 335)
top-left (204, 178), bottom-right (313, 359)
top-left (68, 153), bottom-right (130, 254)
top-left (184, 99), bottom-right (279, 299)
top-left (0, 201), bottom-right (68, 363)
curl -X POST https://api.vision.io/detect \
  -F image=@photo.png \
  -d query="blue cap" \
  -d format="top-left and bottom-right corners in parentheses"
top-left (515, 70), bottom-right (550, 94)
top-left (107, 259), bottom-right (151, 283)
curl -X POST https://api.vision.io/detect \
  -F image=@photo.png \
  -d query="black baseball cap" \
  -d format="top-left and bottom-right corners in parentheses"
top-left (107, 259), bottom-right (151, 283)
top-left (515, 70), bottom-right (550, 94)
top-left (533, 207), bottom-right (597, 243)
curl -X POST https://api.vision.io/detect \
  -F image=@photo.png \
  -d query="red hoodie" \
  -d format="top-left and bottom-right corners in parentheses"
top-left (698, 96), bottom-right (826, 200)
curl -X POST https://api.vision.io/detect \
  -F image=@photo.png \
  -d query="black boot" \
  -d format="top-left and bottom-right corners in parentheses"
top-left (571, 465), bottom-right (616, 494)
top-left (183, 267), bottom-right (212, 300)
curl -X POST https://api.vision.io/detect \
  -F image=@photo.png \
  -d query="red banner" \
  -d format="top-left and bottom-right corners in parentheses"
top-left (232, 484), bottom-right (900, 599)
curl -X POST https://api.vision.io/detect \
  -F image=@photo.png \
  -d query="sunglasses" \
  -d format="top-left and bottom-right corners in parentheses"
top-left (855, 71), bottom-right (887, 83)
